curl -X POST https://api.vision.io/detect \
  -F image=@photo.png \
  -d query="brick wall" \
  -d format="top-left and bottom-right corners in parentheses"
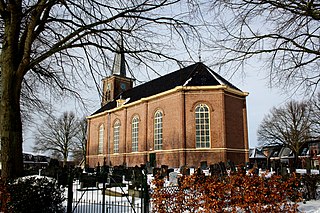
top-left (86, 87), bottom-right (248, 168)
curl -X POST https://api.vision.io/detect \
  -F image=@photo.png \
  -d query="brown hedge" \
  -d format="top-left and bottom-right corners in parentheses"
top-left (151, 170), bottom-right (302, 213)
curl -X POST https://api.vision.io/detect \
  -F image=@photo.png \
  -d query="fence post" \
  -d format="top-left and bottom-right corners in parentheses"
top-left (102, 158), bottom-right (107, 213)
top-left (142, 168), bottom-right (149, 213)
top-left (67, 168), bottom-right (74, 213)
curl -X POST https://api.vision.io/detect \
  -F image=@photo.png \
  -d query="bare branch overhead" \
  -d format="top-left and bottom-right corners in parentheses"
top-left (208, 0), bottom-right (320, 93)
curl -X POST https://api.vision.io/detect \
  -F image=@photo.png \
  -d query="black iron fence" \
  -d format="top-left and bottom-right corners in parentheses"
top-left (63, 162), bottom-right (149, 213)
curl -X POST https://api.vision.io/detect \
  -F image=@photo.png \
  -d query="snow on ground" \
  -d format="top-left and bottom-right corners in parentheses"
top-left (290, 169), bottom-right (320, 212)
top-left (299, 200), bottom-right (320, 213)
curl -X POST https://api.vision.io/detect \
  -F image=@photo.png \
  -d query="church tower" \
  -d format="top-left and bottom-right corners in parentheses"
top-left (101, 39), bottom-right (134, 106)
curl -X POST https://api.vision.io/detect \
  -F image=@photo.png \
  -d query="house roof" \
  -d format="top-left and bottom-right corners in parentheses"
top-left (92, 62), bottom-right (242, 115)
top-left (249, 148), bottom-right (267, 159)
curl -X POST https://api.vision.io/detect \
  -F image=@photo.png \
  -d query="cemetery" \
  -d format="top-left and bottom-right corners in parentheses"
top-left (35, 158), bottom-right (316, 213)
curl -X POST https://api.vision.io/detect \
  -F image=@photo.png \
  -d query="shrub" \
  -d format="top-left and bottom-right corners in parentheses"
top-left (0, 178), bottom-right (10, 212)
top-left (301, 174), bottom-right (320, 200)
top-left (4, 176), bottom-right (65, 213)
top-left (151, 171), bottom-right (302, 213)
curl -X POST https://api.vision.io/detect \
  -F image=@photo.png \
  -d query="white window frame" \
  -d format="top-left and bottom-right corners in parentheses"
top-left (154, 110), bottom-right (163, 150)
top-left (132, 116), bottom-right (139, 152)
top-left (113, 121), bottom-right (120, 153)
top-left (98, 124), bottom-right (104, 154)
top-left (195, 104), bottom-right (210, 148)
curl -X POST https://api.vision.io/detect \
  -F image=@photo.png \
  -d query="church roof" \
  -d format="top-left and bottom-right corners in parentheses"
top-left (93, 62), bottom-right (242, 115)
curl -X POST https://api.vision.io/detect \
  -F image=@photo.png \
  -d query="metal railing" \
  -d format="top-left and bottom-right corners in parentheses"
top-left (65, 162), bottom-right (149, 213)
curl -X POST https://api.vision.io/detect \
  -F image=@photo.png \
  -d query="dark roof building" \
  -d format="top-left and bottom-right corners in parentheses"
top-left (94, 62), bottom-right (242, 115)
top-left (87, 52), bottom-right (249, 168)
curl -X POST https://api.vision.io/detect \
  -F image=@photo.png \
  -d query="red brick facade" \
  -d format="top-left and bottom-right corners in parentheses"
top-left (87, 86), bottom-right (249, 168)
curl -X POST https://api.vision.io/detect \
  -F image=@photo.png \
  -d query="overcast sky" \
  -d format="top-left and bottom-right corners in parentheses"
top-left (233, 72), bottom-right (287, 147)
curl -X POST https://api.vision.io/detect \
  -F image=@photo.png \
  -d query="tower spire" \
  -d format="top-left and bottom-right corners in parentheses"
top-left (112, 36), bottom-right (126, 77)
top-left (101, 35), bottom-right (134, 106)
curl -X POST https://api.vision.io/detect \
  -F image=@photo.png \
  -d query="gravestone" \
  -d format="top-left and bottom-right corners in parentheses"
top-left (146, 162), bottom-right (153, 174)
top-left (219, 162), bottom-right (227, 175)
top-left (180, 165), bottom-right (190, 175)
top-left (79, 173), bottom-right (97, 188)
top-left (210, 164), bottom-right (221, 176)
top-left (153, 168), bottom-right (161, 177)
top-left (168, 171), bottom-right (179, 185)
top-left (227, 161), bottom-right (236, 172)
top-left (200, 161), bottom-right (207, 170)
top-left (161, 165), bottom-right (169, 178)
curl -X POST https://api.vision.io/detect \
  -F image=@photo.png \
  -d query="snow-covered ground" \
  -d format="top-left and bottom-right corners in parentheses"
top-left (298, 200), bottom-right (320, 213)
top-left (294, 169), bottom-right (320, 212)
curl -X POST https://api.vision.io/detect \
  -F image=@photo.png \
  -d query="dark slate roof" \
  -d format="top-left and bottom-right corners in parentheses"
top-left (249, 148), bottom-right (267, 159)
top-left (92, 62), bottom-right (242, 115)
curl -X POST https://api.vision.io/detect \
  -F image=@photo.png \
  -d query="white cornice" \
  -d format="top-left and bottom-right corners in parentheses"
top-left (87, 85), bottom-right (249, 119)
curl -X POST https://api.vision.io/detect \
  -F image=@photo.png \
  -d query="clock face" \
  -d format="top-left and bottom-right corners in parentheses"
top-left (120, 83), bottom-right (126, 90)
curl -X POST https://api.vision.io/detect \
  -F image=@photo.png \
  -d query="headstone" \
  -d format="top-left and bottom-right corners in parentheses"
top-left (254, 167), bottom-right (259, 175)
top-left (101, 165), bottom-right (110, 174)
top-left (196, 167), bottom-right (202, 175)
top-left (124, 168), bottom-right (132, 181)
top-left (219, 162), bottom-right (227, 175)
top-left (228, 161), bottom-right (236, 172)
top-left (153, 168), bottom-right (161, 177)
top-left (95, 163), bottom-right (100, 175)
top-left (161, 165), bottom-right (169, 178)
top-left (200, 161), bottom-right (207, 170)
top-left (210, 164), bottom-right (220, 176)
top-left (86, 167), bottom-right (95, 173)
top-left (180, 165), bottom-right (190, 175)
top-left (189, 167), bottom-right (195, 175)
top-left (149, 153), bottom-right (156, 167)
top-left (168, 171), bottom-right (179, 185)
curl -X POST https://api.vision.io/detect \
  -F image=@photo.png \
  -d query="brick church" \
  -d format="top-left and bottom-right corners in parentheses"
top-left (86, 49), bottom-right (249, 168)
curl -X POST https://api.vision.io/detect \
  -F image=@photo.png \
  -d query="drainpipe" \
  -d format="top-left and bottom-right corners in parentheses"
top-left (107, 112), bottom-right (111, 166)
top-left (145, 102), bottom-right (148, 164)
top-left (124, 108), bottom-right (127, 166)
top-left (182, 90), bottom-right (187, 166)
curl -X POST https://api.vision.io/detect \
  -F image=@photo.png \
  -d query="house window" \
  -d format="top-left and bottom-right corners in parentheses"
top-left (113, 121), bottom-right (120, 153)
top-left (195, 104), bottom-right (210, 148)
top-left (132, 116), bottom-right (139, 152)
top-left (154, 110), bottom-right (163, 150)
top-left (98, 124), bottom-right (104, 154)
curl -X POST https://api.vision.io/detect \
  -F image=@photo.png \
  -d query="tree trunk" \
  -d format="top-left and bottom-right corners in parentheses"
top-left (0, 67), bottom-right (24, 179)
top-left (63, 153), bottom-right (68, 167)
top-left (291, 150), bottom-right (299, 173)
top-left (0, 1), bottom-right (25, 180)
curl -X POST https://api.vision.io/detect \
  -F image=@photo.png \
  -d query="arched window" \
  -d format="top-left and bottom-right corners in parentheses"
top-left (154, 110), bottom-right (163, 150)
top-left (98, 124), bottom-right (104, 154)
top-left (113, 121), bottom-right (120, 153)
top-left (195, 104), bottom-right (210, 148)
top-left (132, 116), bottom-right (139, 152)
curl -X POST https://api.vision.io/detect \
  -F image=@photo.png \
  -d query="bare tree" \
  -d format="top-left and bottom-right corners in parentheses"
top-left (33, 111), bottom-right (82, 166)
top-left (257, 100), bottom-right (315, 167)
top-left (72, 117), bottom-right (87, 166)
top-left (209, 0), bottom-right (320, 93)
top-left (310, 92), bottom-right (320, 137)
top-left (0, 0), bottom-right (202, 179)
